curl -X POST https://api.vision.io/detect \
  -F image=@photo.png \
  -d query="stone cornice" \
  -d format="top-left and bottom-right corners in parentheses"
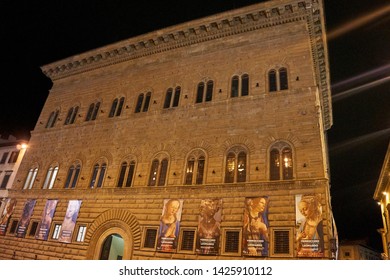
top-left (41, 0), bottom-right (332, 129)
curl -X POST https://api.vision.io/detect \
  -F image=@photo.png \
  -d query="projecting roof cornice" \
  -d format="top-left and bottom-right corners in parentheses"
top-left (41, 0), bottom-right (332, 129)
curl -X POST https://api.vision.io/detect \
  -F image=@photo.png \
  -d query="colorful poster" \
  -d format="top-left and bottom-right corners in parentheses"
top-left (295, 194), bottom-right (324, 257)
top-left (0, 198), bottom-right (17, 235)
top-left (16, 199), bottom-right (36, 238)
top-left (243, 196), bottom-right (269, 256)
top-left (59, 200), bottom-right (82, 243)
top-left (36, 199), bottom-right (58, 240)
top-left (196, 199), bottom-right (222, 255)
top-left (156, 199), bottom-right (183, 252)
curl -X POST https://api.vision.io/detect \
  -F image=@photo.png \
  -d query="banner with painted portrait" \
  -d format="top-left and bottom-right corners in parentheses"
top-left (196, 199), bottom-right (222, 255)
top-left (243, 196), bottom-right (269, 257)
top-left (0, 198), bottom-right (17, 235)
top-left (157, 199), bottom-right (183, 252)
top-left (295, 194), bottom-right (324, 257)
top-left (59, 200), bottom-right (82, 243)
top-left (36, 199), bottom-right (58, 240)
top-left (16, 199), bottom-right (36, 238)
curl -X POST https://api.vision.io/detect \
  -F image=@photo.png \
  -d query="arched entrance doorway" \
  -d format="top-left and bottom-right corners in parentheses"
top-left (100, 234), bottom-right (124, 260)
top-left (85, 209), bottom-right (141, 260)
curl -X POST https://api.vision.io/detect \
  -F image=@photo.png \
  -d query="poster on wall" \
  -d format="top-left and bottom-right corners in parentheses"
top-left (0, 198), bottom-right (17, 235)
top-left (295, 194), bottom-right (324, 257)
top-left (16, 199), bottom-right (36, 238)
top-left (36, 199), bottom-right (58, 240)
top-left (58, 200), bottom-right (82, 243)
top-left (196, 199), bottom-right (222, 255)
top-left (243, 196), bottom-right (269, 257)
top-left (156, 199), bottom-right (183, 252)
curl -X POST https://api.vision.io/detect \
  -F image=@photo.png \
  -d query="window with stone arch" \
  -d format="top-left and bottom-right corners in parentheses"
top-left (45, 109), bottom-right (60, 128)
top-left (64, 161), bottom-right (82, 189)
top-left (135, 92), bottom-right (152, 113)
top-left (268, 67), bottom-right (289, 92)
top-left (224, 146), bottom-right (248, 183)
top-left (42, 163), bottom-right (59, 189)
top-left (185, 149), bottom-right (206, 185)
top-left (195, 80), bottom-right (214, 103)
top-left (85, 101), bottom-right (101, 121)
top-left (89, 159), bottom-right (108, 188)
top-left (117, 158), bottom-right (136, 188)
top-left (163, 87), bottom-right (181, 109)
top-left (64, 105), bottom-right (79, 125)
top-left (269, 142), bottom-right (293, 181)
top-left (231, 73), bottom-right (249, 98)
top-left (109, 97), bottom-right (125, 118)
top-left (148, 154), bottom-right (169, 187)
top-left (23, 165), bottom-right (39, 189)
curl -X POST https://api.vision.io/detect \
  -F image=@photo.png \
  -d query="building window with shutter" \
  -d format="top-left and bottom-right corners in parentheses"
top-left (148, 156), bottom-right (169, 187)
top-left (222, 228), bottom-right (242, 256)
top-left (178, 228), bottom-right (196, 253)
top-left (117, 160), bottom-right (136, 188)
top-left (270, 228), bottom-right (293, 257)
top-left (225, 147), bottom-right (247, 183)
top-left (185, 150), bottom-right (206, 185)
top-left (269, 142), bottom-right (293, 181)
top-left (89, 160), bottom-right (107, 188)
top-left (64, 162), bottom-right (81, 189)
top-left (142, 227), bottom-right (158, 249)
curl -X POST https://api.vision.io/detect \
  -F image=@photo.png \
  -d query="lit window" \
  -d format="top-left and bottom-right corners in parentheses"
top-left (148, 158), bottom-right (169, 186)
top-left (23, 167), bottom-right (38, 189)
top-left (185, 152), bottom-right (206, 185)
top-left (225, 148), bottom-right (247, 183)
top-left (42, 166), bottom-right (59, 189)
top-left (52, 224), bottom-right (62, 239)
top-left (270, 142), bottom-right (293, 180)
top-left (76, 225), bottom-right (87, 242)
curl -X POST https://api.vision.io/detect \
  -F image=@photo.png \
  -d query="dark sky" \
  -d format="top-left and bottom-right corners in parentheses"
top-left (1, 0), bottom-right (389, 251)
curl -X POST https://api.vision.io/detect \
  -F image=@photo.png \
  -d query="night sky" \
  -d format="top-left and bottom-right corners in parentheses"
top-left (1, 0), bottom-right (389, 251)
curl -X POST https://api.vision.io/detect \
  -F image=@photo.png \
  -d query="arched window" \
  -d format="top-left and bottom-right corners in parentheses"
top-left (231, 74), bottom-right (249, 98)
top-left (42, 165), bottom-right (59, 189)
top-left (268, 67), bottom-right (289, 92)
top-left (185, 151), bottom-right (206, 185)
top-left (64, 106), bottom-right (79, 125)
top-left (270, 142), bottom-right (293, 180)
top-left (225, 148), bottom-right (247, 183)
top-left (135, 92), bottom-right (151, 113)
top-left (45, 110), bottom-right (59, 128)
top-left (109, 97), bottom-right (125, 117)
top-left (148, 157), bottom-right (169, 186)
top-left (64, 163), bottom-right (81, 189)
top-left (86, 102), bottom-right (100, 121)
top-left (163, 87), bottom-right (180, 109)
top-left (117, 160), bottom-right (135, 188)
top-left (23, 167), bottom-right (39, 189)
top-left (196, 80), bottom-right (213, 103)
top-left (89, 162), bottom-right (107, 188)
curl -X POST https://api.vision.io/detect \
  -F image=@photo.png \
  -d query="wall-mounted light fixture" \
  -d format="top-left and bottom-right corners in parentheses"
top-left (219, 89), bottom-right (222, 93)
top-left (173, 172), bottom-right (177, 176)
top-left (138, 174), bottom-right (142, 178)
top-left (256, 83), bottom-right (259, 87)
top-left (212, 170), bottom-right (216, 174)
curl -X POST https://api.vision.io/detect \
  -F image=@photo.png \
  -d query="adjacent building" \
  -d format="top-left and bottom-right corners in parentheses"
top-left (0, 0), bottom-right (337, 260)
top-left (374, 141), bottom-right (390, 260)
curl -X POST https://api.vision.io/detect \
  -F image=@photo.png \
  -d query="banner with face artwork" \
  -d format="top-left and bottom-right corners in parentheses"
top-left (16, 199), bottom-right (36, 238)
top-left (195, 199), bottom-right (222, 255)
top-left (36, 199), bottom-right (58, 240)
top-left (243, 196), bottom-right (269, 257)
top-left (59, 200), bottom-right (82, 243)
top-left (295, 194), bottom-right (324, 257)
top-left (156, 199), bottom-right (183, 252)
top-left (0, 198), bottom-right (17, 235)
